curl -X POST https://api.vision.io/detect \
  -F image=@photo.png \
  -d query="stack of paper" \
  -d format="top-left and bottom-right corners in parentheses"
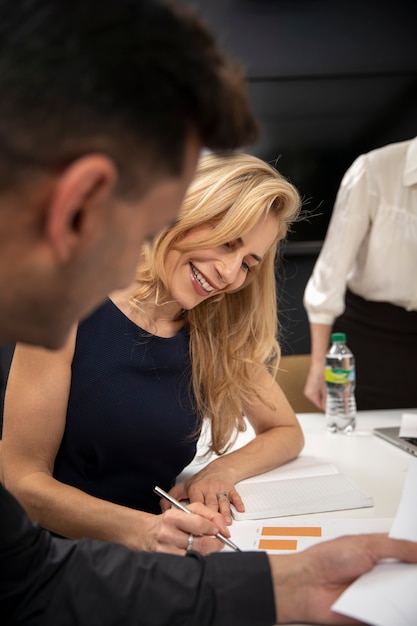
top-left (231, 456), bottom-right (373, 520)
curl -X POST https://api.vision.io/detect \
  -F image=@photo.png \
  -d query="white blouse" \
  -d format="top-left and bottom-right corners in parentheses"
top-left (304, 136), bottom-right (417, 324)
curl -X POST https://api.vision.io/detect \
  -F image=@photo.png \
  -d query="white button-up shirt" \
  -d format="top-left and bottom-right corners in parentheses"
top-left (304, 136), bottom-right (417, 324)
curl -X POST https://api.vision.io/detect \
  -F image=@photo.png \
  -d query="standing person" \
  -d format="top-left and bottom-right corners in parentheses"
top-left (2, 153), bottom-right (304, 554)
top-left (1, 2), bottom-right (417, 624)
top-left (303, 137), bottom-right (417, 411)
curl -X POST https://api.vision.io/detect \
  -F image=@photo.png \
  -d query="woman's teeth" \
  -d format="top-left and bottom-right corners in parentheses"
top-left (191, 264), bottom-right (214, 292)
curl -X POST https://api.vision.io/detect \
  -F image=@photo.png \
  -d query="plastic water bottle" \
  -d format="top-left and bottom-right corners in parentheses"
top-left (325, 333), bottom-right (356, 434)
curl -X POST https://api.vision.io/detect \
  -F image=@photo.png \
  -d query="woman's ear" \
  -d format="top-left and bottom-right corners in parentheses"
top-left (46, 154), bottom-right (118, 262)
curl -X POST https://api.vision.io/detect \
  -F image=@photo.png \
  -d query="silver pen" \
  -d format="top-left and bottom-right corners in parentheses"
top-left (153, 485), bottom-right (241, 552)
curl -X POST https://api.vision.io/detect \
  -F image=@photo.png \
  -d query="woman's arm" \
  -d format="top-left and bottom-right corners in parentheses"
top-left (303, 322), bottom-right (332, 410)
top-left (168, 364), bottom-right (304, 522)
top-left (2, 330), bottom-right (227, 554)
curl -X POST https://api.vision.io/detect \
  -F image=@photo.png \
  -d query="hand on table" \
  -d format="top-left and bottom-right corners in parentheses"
top-left (270, 533), bottom-right (417, 624)
top-left (141, 503), bottom-right (229, 555)
top-left (162, 471), bottom-right (245, 525)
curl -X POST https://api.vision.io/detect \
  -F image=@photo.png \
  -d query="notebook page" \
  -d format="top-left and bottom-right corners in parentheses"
top-left (231, 473), bottom-right (373, 520)
top-left (237, 455), bottom-right (338, 485)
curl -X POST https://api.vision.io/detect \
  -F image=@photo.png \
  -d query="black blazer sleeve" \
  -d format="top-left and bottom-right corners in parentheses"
top-left (0, 485), bottom-right (276, 625)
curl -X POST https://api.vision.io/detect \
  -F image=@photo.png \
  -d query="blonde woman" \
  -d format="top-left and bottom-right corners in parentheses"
top-left (2, 153), bottom-right (304, 556)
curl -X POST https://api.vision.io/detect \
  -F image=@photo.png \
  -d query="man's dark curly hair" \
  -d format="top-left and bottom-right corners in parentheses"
top-left (0, 0), bottom-right (259, 194)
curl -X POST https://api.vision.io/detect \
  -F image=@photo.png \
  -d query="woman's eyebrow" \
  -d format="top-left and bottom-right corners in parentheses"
top-left (236, 237), bottom-right (262, 263)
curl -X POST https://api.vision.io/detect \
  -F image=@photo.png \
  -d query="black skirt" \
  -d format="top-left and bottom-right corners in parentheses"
top-left (334, 290), bottom-right (417, 410)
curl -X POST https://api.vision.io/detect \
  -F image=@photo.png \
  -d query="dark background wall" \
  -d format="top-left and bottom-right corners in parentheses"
top-left (187, 0), bottom-right (417, 353)
top-left (1, 0), bottom-right (417, 408)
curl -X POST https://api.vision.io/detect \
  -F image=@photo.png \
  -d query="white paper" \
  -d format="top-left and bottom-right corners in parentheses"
top-left (231, 458), bottom-right (373, 520)
top-left (234, 455), bottom-right (338, 485)
top-left (228, 518), bottom-right (393, 553)
top-left (390, 457), bottom-right (417, 541)
top-left (399, 412), bottom-right (417, 439)
top-left (332, 458), bottom-right (417, 626)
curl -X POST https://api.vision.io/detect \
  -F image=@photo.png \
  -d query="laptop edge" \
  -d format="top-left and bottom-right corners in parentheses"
top-left (374, 426), bottom-right (417, 457)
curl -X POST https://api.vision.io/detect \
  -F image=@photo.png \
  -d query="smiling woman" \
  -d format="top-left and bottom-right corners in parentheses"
top-left (131, 153), bottom-right (301, 451)
top-left (3, 152), bottom-right (304, 557)
top-left (164, 211), bottom-right (278, 306)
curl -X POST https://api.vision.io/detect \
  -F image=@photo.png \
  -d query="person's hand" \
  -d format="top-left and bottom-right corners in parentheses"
top-left (304, 361), bottom-right (327, 410)
top-left (269, 534), bottom-right (417, 624)
top-left (163, 470), bottom-right (245, 525)
top-left (140, 503), bottom-right (229, 555)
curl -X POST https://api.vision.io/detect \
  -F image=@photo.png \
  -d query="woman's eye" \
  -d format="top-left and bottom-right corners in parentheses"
top-left (222, 241), bottom-right (252, 272)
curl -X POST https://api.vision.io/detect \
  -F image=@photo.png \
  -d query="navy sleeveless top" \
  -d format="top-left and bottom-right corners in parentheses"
top-left (53, 299), bottom-right (198, 514)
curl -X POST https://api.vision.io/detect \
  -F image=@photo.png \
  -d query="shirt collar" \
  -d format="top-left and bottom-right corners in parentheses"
top-left (403, 136), bottom-right (417, 187)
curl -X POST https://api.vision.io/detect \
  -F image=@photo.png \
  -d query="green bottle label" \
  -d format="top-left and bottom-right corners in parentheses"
top-left (325, 367), bottom-right (355, 384)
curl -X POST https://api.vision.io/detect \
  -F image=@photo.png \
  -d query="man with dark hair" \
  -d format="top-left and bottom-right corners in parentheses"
top-left (0, 0), bottom-right (258, 350)
top-left (1, 1), bottom-right (417, 625)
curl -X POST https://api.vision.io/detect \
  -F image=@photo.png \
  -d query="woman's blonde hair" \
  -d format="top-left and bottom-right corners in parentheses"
top-left (131, 152), bottom-right (301, 454)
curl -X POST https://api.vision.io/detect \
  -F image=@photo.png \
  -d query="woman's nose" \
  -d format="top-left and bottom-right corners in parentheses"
top-left (215, 254), bottom-right (242, 285)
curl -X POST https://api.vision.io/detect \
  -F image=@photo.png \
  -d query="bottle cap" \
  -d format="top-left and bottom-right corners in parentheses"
top-left (331, 332), bottom-right (346, 342)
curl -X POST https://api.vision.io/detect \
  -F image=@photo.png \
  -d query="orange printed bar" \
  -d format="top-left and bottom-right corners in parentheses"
top-left (258, 538), bottom-right (298, 551)
top-left (261, 526), bottom-right (322, 537)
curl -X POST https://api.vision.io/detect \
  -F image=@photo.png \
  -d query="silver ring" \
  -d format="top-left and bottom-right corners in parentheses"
top-left (186, 533), bottom-right (194, 552)
top-left (216, 491), bottom-right (229, 500)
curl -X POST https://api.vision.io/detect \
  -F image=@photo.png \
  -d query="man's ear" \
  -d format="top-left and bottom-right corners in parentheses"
top-left (46, 154), bottom-right (118, 262)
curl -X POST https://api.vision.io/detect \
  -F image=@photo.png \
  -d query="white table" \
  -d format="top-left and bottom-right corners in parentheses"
top-left (288, 410), bottom-right (411, 521)
top-left (180, 409), bottom-right (415, 625)
top-left (184, 409), bottom-right (412, 521)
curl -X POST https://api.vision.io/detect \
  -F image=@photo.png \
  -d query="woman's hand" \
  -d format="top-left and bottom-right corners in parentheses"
top-left (303, 361), bottom-right (327, 410)
top-left (163, 469), bottom-right (245, 525)
top-left (140, 502), bottom-right (230, 555)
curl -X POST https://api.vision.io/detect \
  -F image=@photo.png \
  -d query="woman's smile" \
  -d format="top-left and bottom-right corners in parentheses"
top-left (165, 214), bottom-right (279, 310)
top-left (190, 263), bottom-right (216, 295)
